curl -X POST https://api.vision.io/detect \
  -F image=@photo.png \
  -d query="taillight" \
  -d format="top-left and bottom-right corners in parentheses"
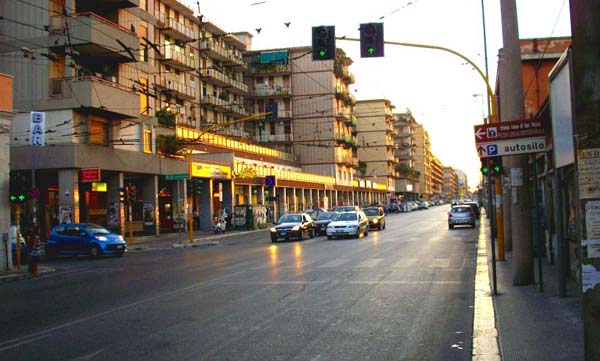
top-left (469, 212), bottom-right (475, 217)
top-left (448, 213), bottom-right (452, 218)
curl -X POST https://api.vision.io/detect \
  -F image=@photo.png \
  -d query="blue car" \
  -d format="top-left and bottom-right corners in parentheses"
top-left (11, 237), bottom-right (27, 265)
top-left (45, 223), bottom-right (127, 259)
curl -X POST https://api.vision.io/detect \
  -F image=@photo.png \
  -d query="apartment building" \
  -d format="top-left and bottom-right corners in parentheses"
top-left (455, 170), bottom-right (468, 197)
top-left (413, 123), bottom-right (433, 199)
top-left (442, 167), bottom-right (458, 200)
top-left (355, 99), bottom-right (397, 201)
top-left (431, 154), bottom-right (444, 200)
top-left (392, 110), bottom-right (419, 201)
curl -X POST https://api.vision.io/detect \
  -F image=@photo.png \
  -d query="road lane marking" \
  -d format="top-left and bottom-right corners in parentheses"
top-left (0, 334), bottom-right (51, 352)
top-left (392, 258), bottom-right (418, 268)
top-left (318, 258), bottom-right (350, 268)
top-left (428, 258), bottom-right (450, 268)
top-left (71, 349), bottom-right (105, 360)
top-left (357, 258), bottom-right (383, 268)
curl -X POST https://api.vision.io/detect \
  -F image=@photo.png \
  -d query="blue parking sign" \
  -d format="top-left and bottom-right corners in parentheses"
top-left (487, 144), bottom-right (498, 156)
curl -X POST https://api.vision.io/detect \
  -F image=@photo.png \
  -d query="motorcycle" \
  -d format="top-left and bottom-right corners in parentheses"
top-left (213, 212), bottom-right (227, 234)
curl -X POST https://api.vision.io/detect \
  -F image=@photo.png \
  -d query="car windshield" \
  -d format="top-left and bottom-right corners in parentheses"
top-left (334, 212), bottom-right (357, 221)
top-left (84, 224), bottom-right (111, 234)
top-left (364, 209), bottom-right (379, 216)
top-left (278, 215), bottom-right (301, 223)
top-left (452, 207), bottom-right (472, 213)
top-left (317, 212), bottom-right (336, 220)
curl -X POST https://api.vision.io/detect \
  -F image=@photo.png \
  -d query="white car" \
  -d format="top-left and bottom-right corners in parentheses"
top-left (326, 211), bottom-right (369, 239)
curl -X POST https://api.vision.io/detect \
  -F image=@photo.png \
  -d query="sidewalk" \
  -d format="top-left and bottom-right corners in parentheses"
top-left (485, 219), bottom-right (584, 360)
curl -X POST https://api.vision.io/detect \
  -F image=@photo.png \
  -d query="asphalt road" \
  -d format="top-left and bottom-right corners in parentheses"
top-left (0, 206), bottom-right (479, 361)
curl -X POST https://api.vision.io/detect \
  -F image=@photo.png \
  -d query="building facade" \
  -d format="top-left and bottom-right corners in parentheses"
top-left (413, 123), bottom-right (432, 199)
top-left (442, 167), bottom-right (458, 200)
top-left (0, 74), bottom-right (14, 272)
top-left (392, 110), bottom-right (419, 201)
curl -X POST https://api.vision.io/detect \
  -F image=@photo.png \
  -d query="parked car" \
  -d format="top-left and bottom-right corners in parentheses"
top-left (45, 223), bottom-right (127, 259)
top-left (326, 211), bottom-right (369, 239)
top-left (448, 205), bottom-right (476, 229)
top-left (270, 213), bottom-right (315, 243)
top-left (464, 201), bottom-right (481, 218)
top-left (363, 207), bottom-right (386, 230)
top-left (304, 208), bottom-right (327, 220)
top-left (331, 205), bottom-right (360, 212)
top-left (417, 201), bottom-right (429, 210)
top-left (388, 204), bottom-right (401, 213)
top-left (314, 212), bottom-right (337, 236)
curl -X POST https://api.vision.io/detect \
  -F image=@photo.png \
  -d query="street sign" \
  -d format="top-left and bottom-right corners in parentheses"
top-left (474, 119), bottom-right (546, 158)
top-left (30, 186), bottom-right (40, 200)
top-left (265, 175), bottom-right (276, 187)
top-left (476, 137), bottom-right (546, 158)
top-left (80, 167), bottom-right (101, 182)
top-left (30, 111), bottom-right (45, 146)
top-left (165, 173), bottom-right (190, 181)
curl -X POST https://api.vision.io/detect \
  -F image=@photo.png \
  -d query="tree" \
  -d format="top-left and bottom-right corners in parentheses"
top-left (156, 135), bottom-right (184, 157)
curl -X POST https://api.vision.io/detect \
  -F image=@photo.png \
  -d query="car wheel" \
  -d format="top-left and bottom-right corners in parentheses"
top-left (116, 252), bottom-right (125, 257)
top-left (378, 223), bottom-right (382, 231)
top-left (89, 245), bottom-right (102, 258)
top-left (383, 222), bottom-right (386, 230)
top-left (310, 228), bottom-right (315, 238)
top-left (449, 224), bottom-right (454, 230)
top-left (271, 236), bottom-right (278, 243)
top-left (364, 228), bottom-right (369, 237)
top-left (471, 223), bottom-right (476, 228)
top-left (45, 246), bottom-right (57, 260)
top-left (327, 236), bottom-right (333, 240)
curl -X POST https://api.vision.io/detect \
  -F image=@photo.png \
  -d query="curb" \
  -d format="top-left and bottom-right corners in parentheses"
top-left (472, 218), bottom-right (501, 361)
top-left (128, 228), bottom-right (266, 251)
top-left (0, 266), bottom-right (56, 283)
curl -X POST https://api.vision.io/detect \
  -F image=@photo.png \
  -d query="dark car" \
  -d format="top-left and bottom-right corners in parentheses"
top-left (388, 204), bottom-right (401, 213)
top-left (270, 213), bottom-right (315, 243)
top-left (448, 205), bottom-right (476, 229)
top-left (314, 212), bottom-right (337, 236)
top-left (464, 201), bottom-right (481, 218)
top-left (45, 223), bottom-right (127, 259)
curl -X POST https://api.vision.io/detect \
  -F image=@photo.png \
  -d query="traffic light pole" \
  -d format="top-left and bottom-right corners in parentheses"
top-left (338, 36), bottom-right (505, 261)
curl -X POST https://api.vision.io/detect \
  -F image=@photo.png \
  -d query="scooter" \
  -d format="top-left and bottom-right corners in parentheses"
top-left (213, 214), bottom-right (227, 234)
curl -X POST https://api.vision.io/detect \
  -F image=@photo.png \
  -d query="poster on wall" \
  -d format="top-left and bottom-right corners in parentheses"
top-left (253, 205), bottom-right (268, 227)
top-left (59, 206), bottom-right (73, 224)
top-left (234, 206), bottom-right (247, 226)
top-left (107, 203), bottom-right (120, 228)
top-left (143, 203), bottom-right (155, 226)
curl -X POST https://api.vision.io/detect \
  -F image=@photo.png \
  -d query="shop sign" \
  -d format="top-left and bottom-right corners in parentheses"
top-left (191, 162), bottom-right (232, 179)
top-left (80, 167), bottom-right (101, 182)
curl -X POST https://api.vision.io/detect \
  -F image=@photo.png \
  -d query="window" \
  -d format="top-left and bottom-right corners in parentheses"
top-left (89, 116), bottom-right (108, 145)
top-left (139, 76), bottom-right (148, 114)
top-left (143, 127), bottom-right (152, 153)
top-left (139, 24), bottom-right (148, 62)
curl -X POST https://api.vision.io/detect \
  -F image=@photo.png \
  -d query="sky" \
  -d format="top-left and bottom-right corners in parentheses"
top-left (186, 0), bottom-right (571, 191)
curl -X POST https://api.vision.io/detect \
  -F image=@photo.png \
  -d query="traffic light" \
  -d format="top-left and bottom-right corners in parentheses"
top-left (312, 26), bottom-right (336, 61)
top-left (481, 163), bottom-right (491, 175)
top-left (119, 187), bottom-right (126, 202)
top-left (360, 23), bottom-right (384, 58)
top-left (128, 185), bottom-right (136, 202)
top-left (481, 157), bottom-right (503, 175)
top-left (492, 162), bottom-right (503, 175)
top-left (9, 193), bottom-right (26, 203)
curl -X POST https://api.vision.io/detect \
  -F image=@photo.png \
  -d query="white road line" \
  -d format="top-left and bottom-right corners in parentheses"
top-left (318, 258), bottom-right (350, 268)
top-left (357, 258), bottom-right (383, 268)
top-left (0, 334), bottom-right (51, 352)
top-left (71, 349), bottom-right (105, 360)
top-left (429, 258), bottom-right (451, 268)
top-left (392, 258), bottom-right (418, 268)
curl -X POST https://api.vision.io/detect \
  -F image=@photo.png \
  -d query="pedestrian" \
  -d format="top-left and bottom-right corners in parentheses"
top-left (26, 224), bottom-right (41, 276)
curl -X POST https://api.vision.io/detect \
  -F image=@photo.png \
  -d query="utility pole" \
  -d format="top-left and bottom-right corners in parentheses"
top-left (499, 0), bottom-right (533, 285)
top-left (570, 0), bottom-right (600, 358)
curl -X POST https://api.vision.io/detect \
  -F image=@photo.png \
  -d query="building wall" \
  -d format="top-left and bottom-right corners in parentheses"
top-left (0, 74), bottom-right (14, 272)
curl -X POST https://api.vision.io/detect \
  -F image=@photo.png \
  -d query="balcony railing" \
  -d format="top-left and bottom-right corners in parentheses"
top-left (251, 86), bottom-right (291, 97)
top-left (199, 39), bottom-right (230, 62)
top-left (227, 79), bottom-right (249, 94)
top-left (227, 104), bottom-right (249, 117)
top-left (154, 75), bottom-right (195, 99)
top-left (200, 95), bottom-right (229, 111)
top-left (249, 63), bottom-right (291, 74)
top-left (156, 14), bottom-right (195, 41)
top-left (48, 76), bottom-right (138, 118)
top-left (160, 48), bottom-right (196, 70)
top-left (254, 134), bottom-right (293, 143)
top-left (199, 68), bottom-right (229, 87)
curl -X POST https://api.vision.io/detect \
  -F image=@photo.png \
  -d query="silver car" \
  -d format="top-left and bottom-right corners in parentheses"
top-left (326, 211), bottom-right (369, 239)
top-left (448, 205), bottom-right (476, 229)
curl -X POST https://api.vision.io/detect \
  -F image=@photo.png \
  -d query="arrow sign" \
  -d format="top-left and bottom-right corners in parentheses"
top-left (477, 145), bottom-right (485, 157)
top-left (475, 128), bottom-right (485, 140)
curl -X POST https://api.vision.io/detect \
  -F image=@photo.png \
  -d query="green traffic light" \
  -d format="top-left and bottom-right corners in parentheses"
top-left (319, 49), bottom-right (326, 57)
top-left (18, 194), bottom-right (26, 202)
top-left (481, 166), bottom-right (490, 174)
top-left (9, 195), bottom-right (16, 202)
top-left (367, 47), bottom-right (375, 55)
top-left (493, 165), bottom-right (502, 173)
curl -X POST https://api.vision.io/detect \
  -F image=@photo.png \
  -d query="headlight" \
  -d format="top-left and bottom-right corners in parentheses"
top-left (292, 226), bottom-right (300, 231)
top-left (270, 227), bottom-right (277, 233)
top-left (95, 236), bottom-right (108, 241)
top-left (373, 219), bottom-right (378, 223)
top-left (117, 235), bottom-right (124, 241)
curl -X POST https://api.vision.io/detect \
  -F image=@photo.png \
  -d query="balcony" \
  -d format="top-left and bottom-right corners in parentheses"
top-left (199, 39), bottom-right (230, 62)
top-left (227, 104), bottom-right (249, 117)
top-left (345, 114), bottom-right (357, 127)
top-left (249, 63), bottom-right (291, 75)
top-left (335, 109), bottom-right (350, 120)
top-left (254, 134), bottom-right (293, 143)
top-left (200, 95), bottom-right (229, 112)
top-left (153, 75), bottom-right (195, 100)
top-left (225, 51), bottom-right (247, 69)
top-left (277, 110), bottom-right (292, 119)
top-left (334, 64), bottom-right (355, 84)
top-left (215, 127), bottom-right (249, 139)
top-left (226, 79), bottom-right (249, 94)
top-left (48, 76), bottom-right (138, 119)
top-left (156, 14), bottom-right (195, 42)
top-left (199, 68), bottom-right (230, 87)
top-left (159, 48), bottom-right (196, 71)
top-left (49, 12), bottom-right (139, 63)
top-left (250, 85), bottom-right (291, 97)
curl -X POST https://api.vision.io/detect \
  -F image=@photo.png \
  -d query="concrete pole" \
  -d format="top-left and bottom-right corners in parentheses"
top-left (499, 0), bottom-right (533, 285)
top-left (569, 0), bottom-right (600, 357)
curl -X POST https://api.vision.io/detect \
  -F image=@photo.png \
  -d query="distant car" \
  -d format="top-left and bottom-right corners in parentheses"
top-left (448, 205), bottom-right (476, 229)
top-left (363, 207), bottom-right (386, 230)
top-left (45, 223), bottom-right (127, 259)
top-left (331, 205), bottom-right (360, 212)
top-left (314, 212), bottom-right (337, 236)
top-left (270, 213), bottom-right (315, 242)
top-left (417, 201), bottom-right (429, 210)
top-left (326, 211), bottom-right (369, 239)
top-left (388, 204), bottom-right (401, 213)
top-left (304, 208), bottom-right (327, 220)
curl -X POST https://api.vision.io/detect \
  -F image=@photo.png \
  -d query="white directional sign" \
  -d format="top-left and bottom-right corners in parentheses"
top-left (474, 119), bottom-right (546, 158)
top-left (476, 137), bottom-right (546, 158)
top-left (30, 111), bottom-right (45, 146)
